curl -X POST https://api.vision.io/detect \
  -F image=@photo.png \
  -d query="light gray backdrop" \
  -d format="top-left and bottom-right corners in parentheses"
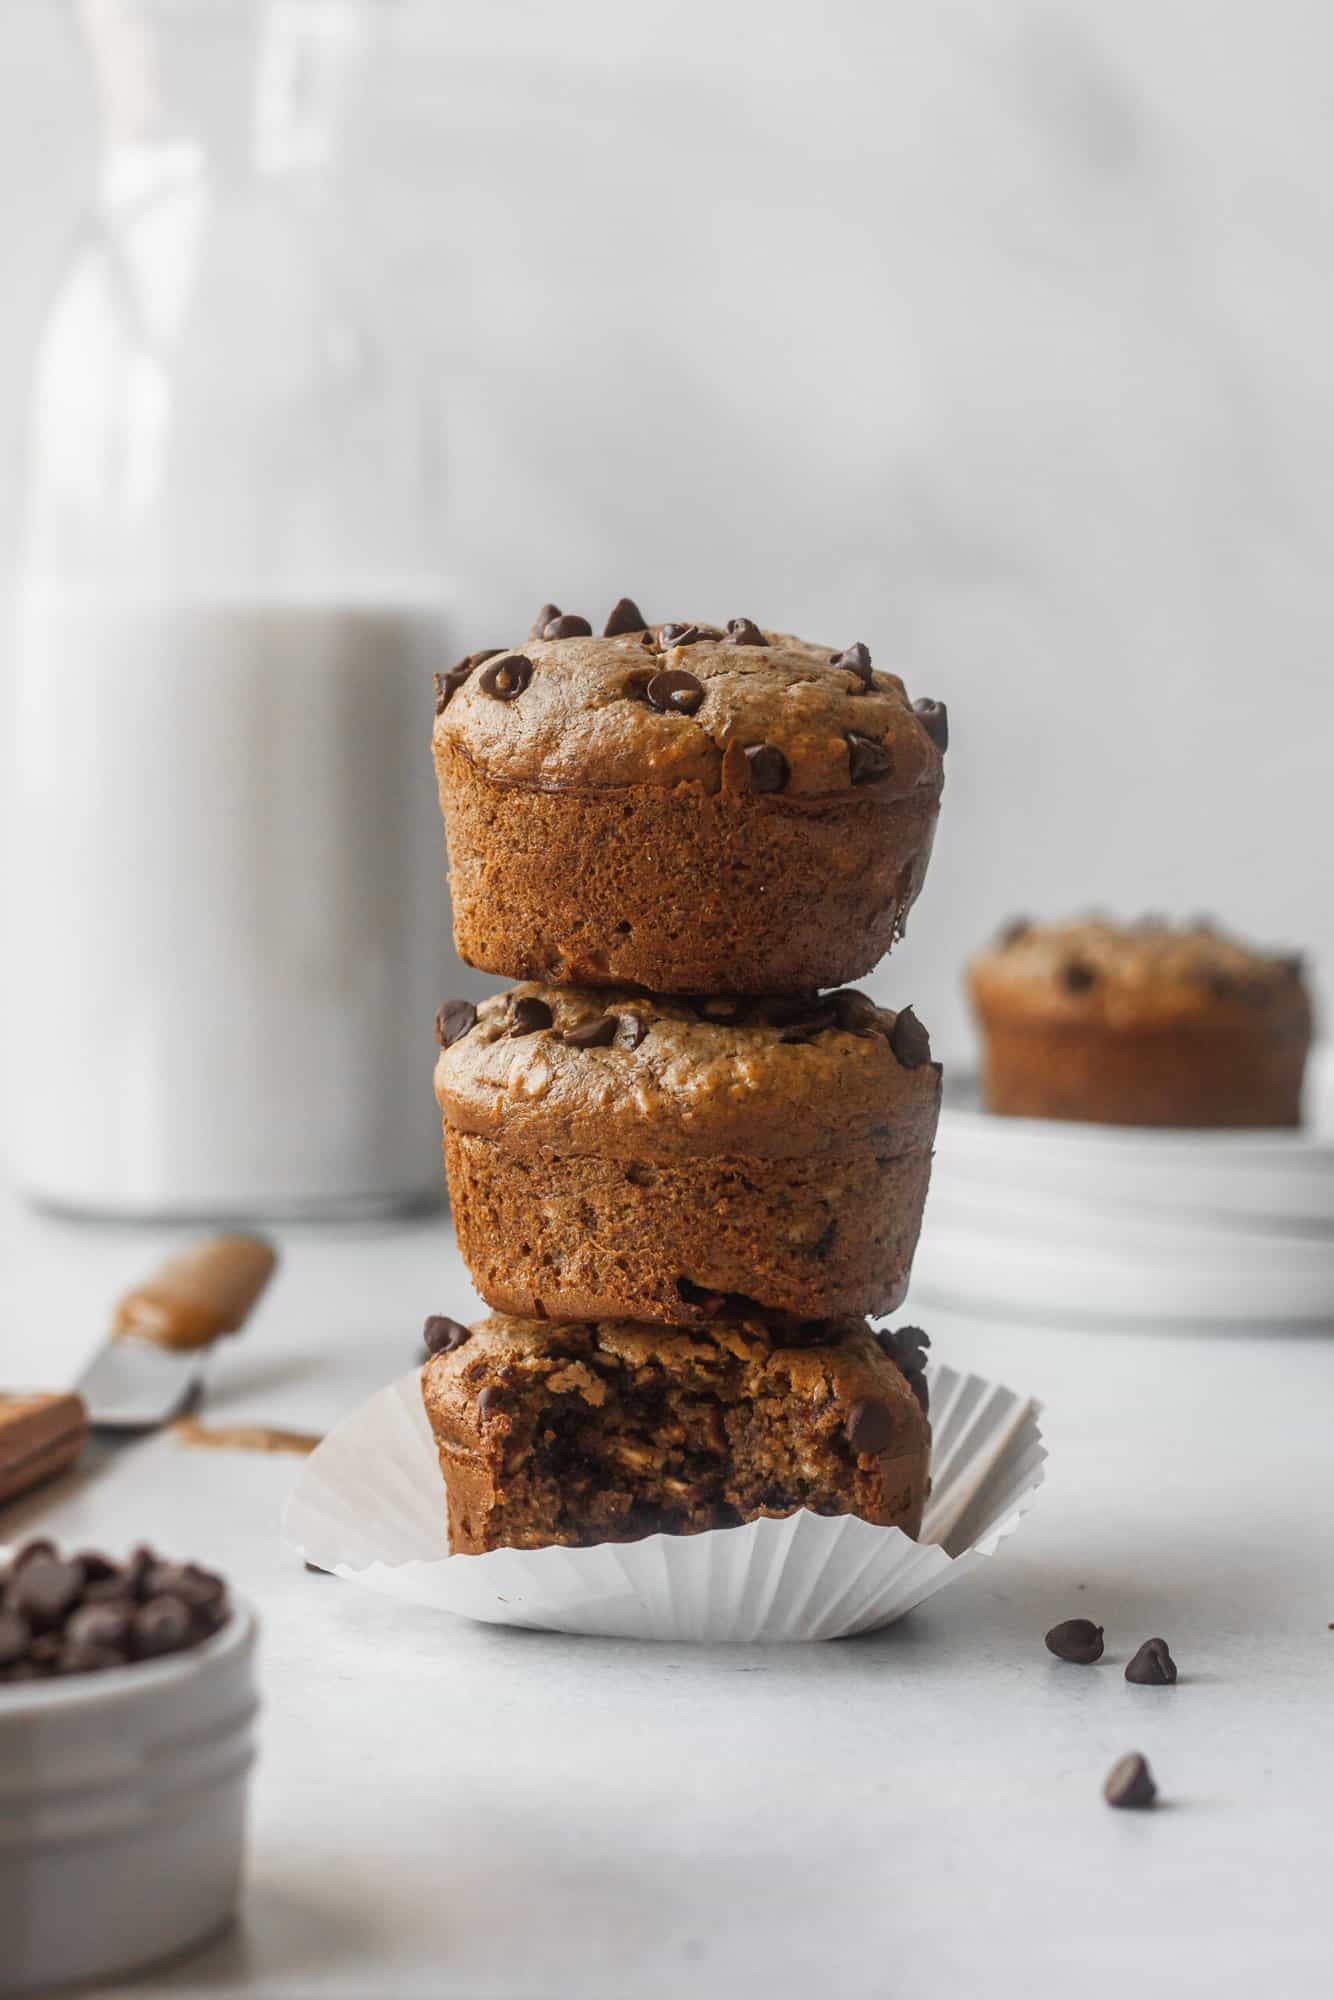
top-left (2, 0), bottom-right (1330, 1061)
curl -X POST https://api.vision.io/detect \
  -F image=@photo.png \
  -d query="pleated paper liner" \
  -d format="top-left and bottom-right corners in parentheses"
top-left (282, 1363), bottom-right (1046, 1643)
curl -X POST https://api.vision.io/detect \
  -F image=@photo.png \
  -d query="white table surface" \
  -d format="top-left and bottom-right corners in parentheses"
top-left (3, 1187), bottom-right (1332, 2000)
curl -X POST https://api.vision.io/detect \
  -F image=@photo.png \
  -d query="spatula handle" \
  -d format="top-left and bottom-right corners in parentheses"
top-left (112, 1235), bottom-right (278, 1351)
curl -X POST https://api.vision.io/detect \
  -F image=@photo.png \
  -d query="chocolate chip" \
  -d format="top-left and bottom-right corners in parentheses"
top-left (423, 1313), bottom-right (471, 1356)
top-left (1125, 1637), bottom-right (1178, 1685)
top-left (845, 1399), bottom-right (895, 1455)
top-left (744, 742), bottom-right (789, 793)
top-left (646, 669), bottom-right (705, 715)
top-left (12, 1558), bottom-right (84, 1630)
top-left (74, 1552), bottom-right (119, 1584)
top-left (724, 618), bottom-right (768, 647)
top-left (999, 917), bottom-right (1031, 948)
top-left (479, 654), bottom-right (534, 701)
top-left (777, 1006), bottom-right (839, 1044)
top-left (131, 1596), bottom-right (193, 1659)
top-left (1045, 1617), bottom-right (1105, 1664)
top-left (1103, 1751), bottom-right (1157, 1809)
top-left (66, 1602), bottom-right (132, 1651)
top-left (477, 1385), bottom-right (505, 1417)
top-left (82, 1573), bottom-right (136, 1606)
top-left (561, 1016), bottom-right (618, 1049)
top-left (620, 1015), bottom-right (649, 1050)
top-left (829, 989), bottom-right (883, 1037)
top-left (658, 623), bottom-right (702, 648)
top-left (435, 999), bottom-right (478, 1049)
top-left (913, 697), bottom-right (949, 752)
top-left (875, 1325), bottom-right (931, 1414)
top-left (0, 1610), bottom-right (30, 1667)
top-left (508, 995), bottom-right (554, 1037)
top-left (433, 651), bottom-right (498, 714)
top-left (830, 642), bottom-right (874, 688)
top-left (1062, 960), bottom-right (1097, 993)
top-left (846, 732), bottom-right (893, 783)
top-left (543, 613), bottom-right (592, 639)
top-left (11, 1539), bottom-right (56, 1570)
top-left (529, 603), bottom-right (562, 639)
top-left (889, 1005), bottom-right (932, 1069)
top-left (604, 597), bottom-right (649, 637)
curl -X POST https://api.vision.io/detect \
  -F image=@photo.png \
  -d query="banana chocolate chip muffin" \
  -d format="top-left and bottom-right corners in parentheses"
top-left (421, 1308), bottom-right (931, 1553)
top-left (433, 600), bottom-right (947, 995)
top-left (435, 983), bottom-right (942, 1325)
top-left (968, 916), bottom-right (1313, 1128)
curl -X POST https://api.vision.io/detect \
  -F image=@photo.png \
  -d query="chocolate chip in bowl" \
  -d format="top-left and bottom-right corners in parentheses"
top-left (0, 1538), bottom-right (257, 1991)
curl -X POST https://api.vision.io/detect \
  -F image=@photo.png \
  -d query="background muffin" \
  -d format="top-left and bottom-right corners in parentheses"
top-left (435, 981), bottom-right (941, 1325)
top-left (968, 916), bottom-right (1313, 1127)
top-left (433, 603), bottom-right (947, 995)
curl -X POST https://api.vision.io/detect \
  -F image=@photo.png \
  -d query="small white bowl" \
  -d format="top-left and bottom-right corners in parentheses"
top-left (0, 1601), bottom-right (258, 1995)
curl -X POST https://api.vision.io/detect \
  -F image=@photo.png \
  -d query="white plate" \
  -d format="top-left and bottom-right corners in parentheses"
top-left (935, 1048), bottom-right (1334, 1227)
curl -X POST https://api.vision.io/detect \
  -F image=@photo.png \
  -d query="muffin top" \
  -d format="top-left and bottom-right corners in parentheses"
top-left (434, 982), bottom-right (941, 1160)
top-left (970, 916), bottom-right (1312, 1030)
top-left (422, 1310), bottom-right (930, 1440)
top-left (433, 599), bottom-right (947, 802)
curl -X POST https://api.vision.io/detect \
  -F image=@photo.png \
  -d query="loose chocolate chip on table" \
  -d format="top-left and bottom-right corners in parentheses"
top-left (508, 996), bottom-right (554, 1037)
top-left (603, 596), bottom-right (649, 637)
top-left (529, 602), bottom-right (562, 639)
top-left (1103, 1751), bottom-right (1157, 1809)
top-left (913, 697), bottom-right (949, 752)
top-left (724, 618), bottom-right (768, 647)
top-left (0, 1610), bottom-right (30, 1667)
top-left (1062, 960), bottom-right (1097, 993)
top-left (435, 999), bottom-right (478, 1049)
top-left (646, 669), bottom-right (705, 715)
top-left (1125, 1637), bottom-right (1178, 1685)
top-left (845, 1399), bottom-right (895, 1455)
top-left (620, 1015), bottom-right (649, 1051)
top-left (744, 742), bottom-right (789, 793)
top-left (658, 623), bottom-right (702, 648)
top-left (830, 641), bottom-right (874, 687)
top-left (846, 732), bottom-right (893, 783)
top-left (479, 654), bottom-right (534, 701)
top-left (12, 1558), bottom-right (84, 1630)
top-left (561, 1016), bottom-right (619, 1049)
top-left (543, 612), bottom-right (592, 639)
top-left (424, 1313), bottom-right (472, 1356)
top-left (1045, 1617), bottom-right (1105, 1664)
top-left (889, 1006), bottom-right (932, 1069)
top-left (477, 1385), bottom-right (505, 1417)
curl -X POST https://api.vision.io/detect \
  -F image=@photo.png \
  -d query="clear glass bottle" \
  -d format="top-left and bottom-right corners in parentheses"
top-left (8, 0), bottom-right (452, 1216)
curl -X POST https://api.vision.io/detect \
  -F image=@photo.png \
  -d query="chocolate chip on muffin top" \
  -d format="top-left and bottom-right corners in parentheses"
top-left (973, 915), bottom-right (1310, 1024)
top-left (434, 605), bottom-right (946, 802)
top-left (434, 982), bottom-right (941, 1161)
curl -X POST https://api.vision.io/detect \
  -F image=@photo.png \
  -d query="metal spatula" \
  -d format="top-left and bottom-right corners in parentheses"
top-left (75, 1235), bottom-right (278, 1429)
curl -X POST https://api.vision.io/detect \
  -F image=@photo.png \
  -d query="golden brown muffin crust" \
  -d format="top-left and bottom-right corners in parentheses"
top-left (434, 620), bottom-right (945, 804)
top-left (434, 982), bottom-right (942, 1160)
top-left (970, 916), bottom-right (1311, 1033)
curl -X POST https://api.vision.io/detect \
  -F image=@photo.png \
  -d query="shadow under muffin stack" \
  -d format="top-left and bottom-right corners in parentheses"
top-left (424, 601), bottom-right (949, 1555)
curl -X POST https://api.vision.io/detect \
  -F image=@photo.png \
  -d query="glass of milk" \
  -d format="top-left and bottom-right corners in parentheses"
top-left (6, 0), bottom-right (461, 1217)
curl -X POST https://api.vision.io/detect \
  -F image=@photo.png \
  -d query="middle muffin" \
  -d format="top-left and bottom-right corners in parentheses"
top-left (435, 983), bottom-right (941, 1326)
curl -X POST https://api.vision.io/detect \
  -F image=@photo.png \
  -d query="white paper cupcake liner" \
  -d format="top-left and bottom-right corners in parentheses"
top-left (282, 1363), bottom-right (1045, 1642)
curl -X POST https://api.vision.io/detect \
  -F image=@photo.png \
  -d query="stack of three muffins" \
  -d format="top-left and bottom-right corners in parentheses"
top-left (422, 601), bottom-right (949, 1555)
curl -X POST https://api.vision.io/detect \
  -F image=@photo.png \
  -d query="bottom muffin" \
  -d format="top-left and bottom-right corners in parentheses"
top-left (420, 1310), bottom-right (930, 1554)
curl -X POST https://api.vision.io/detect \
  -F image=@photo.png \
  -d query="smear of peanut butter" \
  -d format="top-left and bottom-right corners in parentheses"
top-left (173, 1418), bottom-right (321, 1456)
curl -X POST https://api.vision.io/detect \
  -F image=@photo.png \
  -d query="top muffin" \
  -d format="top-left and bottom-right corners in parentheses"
top-left (433, 599), bottom-right (948, 995)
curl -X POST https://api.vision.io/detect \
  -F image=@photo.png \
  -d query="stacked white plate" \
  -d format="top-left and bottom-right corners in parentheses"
top-left (911, 1048), bottom-right (1334, 1325)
